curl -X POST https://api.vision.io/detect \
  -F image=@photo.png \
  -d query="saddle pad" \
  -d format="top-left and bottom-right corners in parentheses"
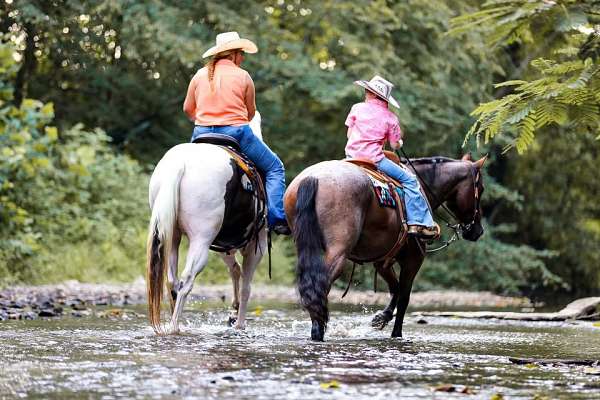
top-left (210, 146), bottom-right (267, 253)
top-left (368, 176), bottom-right (397, 208)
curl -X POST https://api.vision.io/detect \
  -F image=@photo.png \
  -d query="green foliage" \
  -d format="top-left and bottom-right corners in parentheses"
top-left (0, 41), bottom-right (148, 285)
top-left (416, 224), bottom-right (561, 294)
top-left (506, 129), bottom-right (600, 293)
top-left (2, 0), bottom-right (500, 170)
top-left (447, 0), bottom-right (600, 295)
top-left (451, 0), bottom-right (600, 153)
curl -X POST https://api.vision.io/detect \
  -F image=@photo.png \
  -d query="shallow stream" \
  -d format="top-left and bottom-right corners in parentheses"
top-left (1, 301), bottom-right (599, 399)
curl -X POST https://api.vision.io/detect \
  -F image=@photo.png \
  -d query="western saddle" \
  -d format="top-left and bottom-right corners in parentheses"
top-left (192, 134), bottom-right (267, 252)
top-left (343, 151), bottom-right (409, 267)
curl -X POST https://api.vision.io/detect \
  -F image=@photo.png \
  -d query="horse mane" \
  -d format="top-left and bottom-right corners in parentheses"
top-left (403, 156), bottom-right (458, 165)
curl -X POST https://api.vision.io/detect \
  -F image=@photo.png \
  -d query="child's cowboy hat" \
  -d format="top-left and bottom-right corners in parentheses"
top-left (354, 75), bottom-right (400, 108)
top-left (202, 31), bottom-right (258, 58)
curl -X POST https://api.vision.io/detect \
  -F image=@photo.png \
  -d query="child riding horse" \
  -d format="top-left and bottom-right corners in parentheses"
top-left (284, 152), bottom-right (487, 341)
top-left (345, 75), bottom-right (438, 239)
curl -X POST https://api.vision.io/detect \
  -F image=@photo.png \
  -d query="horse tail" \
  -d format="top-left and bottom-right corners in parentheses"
top-left (146, 161), bottom-right (185, 334)
top-left (293, 177), bottom-right (329, 327)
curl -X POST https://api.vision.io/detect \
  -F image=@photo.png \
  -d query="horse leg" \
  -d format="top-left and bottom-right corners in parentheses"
top-left (167, 229), bottom-right (182, 314)
top-left (371, 261), bottom-right (400, 330)
top-left (168, 238), bottom-right (211, 334)
top-left (391, 239), bottom-right (425, 338)
top-left (327, 249), bottom-right (349, 289)
top-left (220, 252), bottom-right (241, 326)
top-left (306, 246), bottom-right (348, 341)
top-left (235, 229), bottom-right (267, 330)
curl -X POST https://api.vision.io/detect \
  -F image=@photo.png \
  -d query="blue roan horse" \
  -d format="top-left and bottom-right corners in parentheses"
top-left (146, 119), bottom-right (266, 334)
top-left (284, 154), bottom-right (487, 341)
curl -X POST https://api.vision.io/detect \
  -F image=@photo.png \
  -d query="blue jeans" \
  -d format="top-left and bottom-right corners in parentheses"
top-left (191, 125), bottom-right (287, 226)
top-left (377, 157), bottom-right (435, 227)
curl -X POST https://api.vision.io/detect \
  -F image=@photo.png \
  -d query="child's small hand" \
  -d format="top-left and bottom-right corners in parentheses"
top-left (398, 139), bottom-right (404, 148)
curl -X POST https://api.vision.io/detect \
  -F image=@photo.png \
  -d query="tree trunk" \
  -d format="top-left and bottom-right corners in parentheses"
top-left (14, 22), bottom-right (37, 107)
top-left (414, 297), bottom-right (600, 321)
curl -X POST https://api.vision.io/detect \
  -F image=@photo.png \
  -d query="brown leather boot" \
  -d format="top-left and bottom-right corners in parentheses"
top-left (408, 224), bottom-right (440, 240)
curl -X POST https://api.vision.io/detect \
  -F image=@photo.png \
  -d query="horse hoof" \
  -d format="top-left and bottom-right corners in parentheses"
top-left (371, 312), bottom-right (392, 330)
top-left (311, 320), bottom-right (325, 341)
top-left (390, 330), bottom-right (403, 338)
top-left (234, 322), bottom-right (246, 330)
top-left (166, 324), bottom-right (180, 335)
top-left (228, 316), bottom-right (237, 327)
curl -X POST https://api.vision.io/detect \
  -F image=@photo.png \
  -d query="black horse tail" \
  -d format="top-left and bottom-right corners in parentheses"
top-left (293, 177), bottom-right (329, 330)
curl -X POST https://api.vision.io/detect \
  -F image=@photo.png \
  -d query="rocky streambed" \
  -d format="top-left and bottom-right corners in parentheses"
top-left (0, 278), bottom-right (534, 321)
top-left (0, 281), bottom-right (143, 321)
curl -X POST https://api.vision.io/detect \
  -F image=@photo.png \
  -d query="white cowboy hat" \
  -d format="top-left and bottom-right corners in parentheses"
top-left (354, 75), bottom-right (400, 108)
top-left (202, 31), bottom-right (258, 58)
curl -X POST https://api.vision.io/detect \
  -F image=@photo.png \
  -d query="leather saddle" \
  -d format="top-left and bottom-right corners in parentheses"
top-left (344, 150), bottom-right (404, 190)
top-left (193, 133), bottom-right (241, 152)
top-left (193, 134), bottom-right (266, 252)
top-left (343, 152), bottom-right (408, 266)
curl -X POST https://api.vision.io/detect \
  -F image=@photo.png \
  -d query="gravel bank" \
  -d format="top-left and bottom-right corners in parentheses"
top-left (0, 279), bottom-right (532, 321)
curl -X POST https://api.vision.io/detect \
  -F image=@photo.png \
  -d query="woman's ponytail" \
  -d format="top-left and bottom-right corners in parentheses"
top-left (206, 50), bottom-right (236, 92)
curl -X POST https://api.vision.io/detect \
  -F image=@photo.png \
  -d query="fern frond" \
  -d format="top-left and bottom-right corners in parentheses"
top-left (515, 111), bottom-right (537, 154)
top-left (568, 65), bottom-right (600, 89)
top-left (494, 80), bottom-right (528, 88)
top-left (506, 103), bottom-right (535, 124)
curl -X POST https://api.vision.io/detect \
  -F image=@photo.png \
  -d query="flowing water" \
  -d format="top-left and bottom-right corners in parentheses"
top-left (1, 300), bottom-right (599, 399)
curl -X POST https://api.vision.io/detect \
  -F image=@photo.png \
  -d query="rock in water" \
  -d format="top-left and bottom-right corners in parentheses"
top-left (38, 309), bottom-right (57, 317)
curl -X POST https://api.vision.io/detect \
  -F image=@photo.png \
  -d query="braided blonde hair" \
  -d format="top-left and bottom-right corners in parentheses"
top-left (206, 50), bottom-right (237, 91)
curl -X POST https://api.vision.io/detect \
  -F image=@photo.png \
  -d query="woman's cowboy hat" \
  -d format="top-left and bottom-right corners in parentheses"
top-left (354, 75), bottom-right (400, 108)
top-left (202, 31), bottom-right (258, 58)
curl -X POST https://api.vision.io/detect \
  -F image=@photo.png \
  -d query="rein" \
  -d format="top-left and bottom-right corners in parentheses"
top-left (396, 148), bottom-right (481, 254)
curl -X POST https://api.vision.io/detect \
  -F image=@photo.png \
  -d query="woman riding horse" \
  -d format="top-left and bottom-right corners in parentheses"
top-left (146, 33), bottom-right (278, 334)
top-left (183, 31), bottom-right (290, 235)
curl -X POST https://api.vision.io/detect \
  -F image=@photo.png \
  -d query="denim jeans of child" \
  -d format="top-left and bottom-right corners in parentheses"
top-left (376, 157), bottom-right (434, 227)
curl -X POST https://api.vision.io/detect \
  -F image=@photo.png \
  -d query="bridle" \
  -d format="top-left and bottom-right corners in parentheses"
top-left (397, 149), bottom-right (482, 253)
top-left (459, 166), bottom-right (482, 234)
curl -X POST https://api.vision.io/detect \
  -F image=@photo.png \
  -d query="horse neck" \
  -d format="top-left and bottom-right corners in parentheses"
top-left (411, 160), bottom-right (470, 210)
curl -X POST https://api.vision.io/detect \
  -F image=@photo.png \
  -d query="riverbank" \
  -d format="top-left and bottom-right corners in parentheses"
top-left (0, 279), bottom-right (533, 321)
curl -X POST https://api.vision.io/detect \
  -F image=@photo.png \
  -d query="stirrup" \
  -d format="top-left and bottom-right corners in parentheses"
top-left (408, 223), bottom-right (440, 240)
top-left (270, 222), bottom-right (291, 236)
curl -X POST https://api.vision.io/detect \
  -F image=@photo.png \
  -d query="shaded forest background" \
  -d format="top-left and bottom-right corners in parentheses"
top-left (1, 0), bottom-right (599, 297)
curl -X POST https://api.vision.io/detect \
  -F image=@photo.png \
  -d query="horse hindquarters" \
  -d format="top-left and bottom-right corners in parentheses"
top-left (147, 143), bottom-right (236, 334)
top-left (293, 177), bottom-right (329, 341)
top-left (146, 160), bottom-right (185, 334)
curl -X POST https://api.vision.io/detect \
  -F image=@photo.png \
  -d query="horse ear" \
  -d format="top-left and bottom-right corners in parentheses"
top-left (461, 152), bottom-right (472, 161)
top-left (474, 154), bottom-right (489, 169)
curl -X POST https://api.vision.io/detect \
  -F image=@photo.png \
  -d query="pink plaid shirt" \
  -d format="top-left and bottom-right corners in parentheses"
top-left (344, 97), bottom-right (402, 162)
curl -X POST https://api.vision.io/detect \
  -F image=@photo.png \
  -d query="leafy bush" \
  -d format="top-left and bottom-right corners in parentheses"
top-left (416, 224), bottom-right (562, 294)
top-left (451, 0), bottom-right (600, 152)
top-left (0, 41), bottom-right (148, 285)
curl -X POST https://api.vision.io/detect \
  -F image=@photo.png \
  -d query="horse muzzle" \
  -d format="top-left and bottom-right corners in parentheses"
top-left (462, 224), bottom-right (484, 241)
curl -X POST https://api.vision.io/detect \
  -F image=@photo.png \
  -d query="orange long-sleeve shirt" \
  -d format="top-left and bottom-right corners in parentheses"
top-left (183, 59), bottom-right (256, 126)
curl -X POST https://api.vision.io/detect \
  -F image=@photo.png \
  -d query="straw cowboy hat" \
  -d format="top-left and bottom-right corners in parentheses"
top-left (202, 31), bottom-right (258, 58)
top-left (354, 75), bottom-right (400, 108)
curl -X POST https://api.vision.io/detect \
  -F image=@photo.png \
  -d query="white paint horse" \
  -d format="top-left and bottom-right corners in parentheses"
top-left (218, 112), bottom-right (263, 319)
top-left (146, 112), bottom-right (266, 334)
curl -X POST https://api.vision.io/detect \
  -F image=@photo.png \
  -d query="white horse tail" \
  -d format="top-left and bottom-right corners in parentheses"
top-left (146, 161), bottom-right (185, 334)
